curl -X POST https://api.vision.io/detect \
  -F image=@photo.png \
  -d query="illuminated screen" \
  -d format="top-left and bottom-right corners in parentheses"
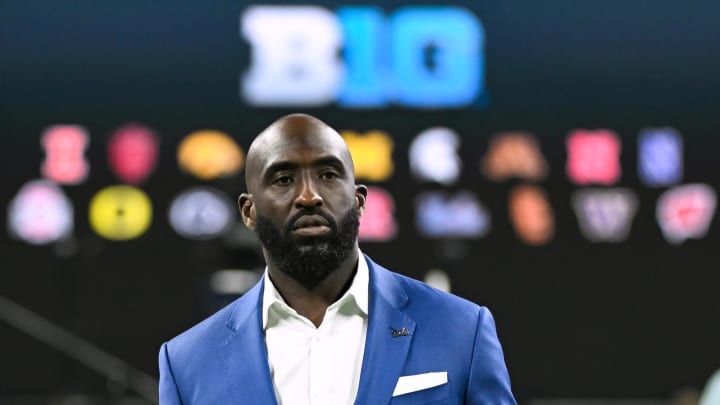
top-left (1, 0), bottom-right (720, 401)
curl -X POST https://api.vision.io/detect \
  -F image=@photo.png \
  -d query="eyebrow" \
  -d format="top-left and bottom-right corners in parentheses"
top-left (263, 156), bottom-right (347, 179)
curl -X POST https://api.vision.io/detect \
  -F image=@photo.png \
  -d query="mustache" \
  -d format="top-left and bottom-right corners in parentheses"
top-left (283, 209), bottom-right (337, 233)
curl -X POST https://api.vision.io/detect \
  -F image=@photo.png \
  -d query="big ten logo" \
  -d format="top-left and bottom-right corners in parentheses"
top-left (240, 6), bottom-right (485, 108)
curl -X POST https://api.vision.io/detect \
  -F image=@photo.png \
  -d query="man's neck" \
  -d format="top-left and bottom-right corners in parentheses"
top-left (266, 249), bottom-right (360, 327)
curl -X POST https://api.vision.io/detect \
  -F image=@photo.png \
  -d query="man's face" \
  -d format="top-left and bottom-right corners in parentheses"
top-left (254, 207), bottom-right (359, 286)
top-left (242, 123), bottom-right (365, 286)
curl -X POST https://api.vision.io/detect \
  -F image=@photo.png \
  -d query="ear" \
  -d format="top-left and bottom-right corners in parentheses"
top-left (355, 185), bottom-right (368, 217)
top-left (238, 193), bottom-right (256, 231)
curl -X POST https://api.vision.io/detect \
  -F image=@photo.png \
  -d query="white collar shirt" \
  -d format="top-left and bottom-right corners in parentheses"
top-left (262, 252), bottom-right (369, 405)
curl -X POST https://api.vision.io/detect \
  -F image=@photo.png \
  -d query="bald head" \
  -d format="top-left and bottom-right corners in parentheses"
top-left (237, 113), bottom-right (367, 291)
top-left (245, 114), bottom-right (354, 193)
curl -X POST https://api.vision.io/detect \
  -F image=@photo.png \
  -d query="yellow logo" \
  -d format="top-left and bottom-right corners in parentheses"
top-left (342, 131), bottom-right (393, 182)
top-left (177, 130), bottom-right (244, 180)
top-left (89, 185), bottom-right (153, 241)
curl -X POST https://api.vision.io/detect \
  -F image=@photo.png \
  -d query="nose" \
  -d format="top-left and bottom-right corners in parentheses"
top-left (294, 175), bottom-right (323, 208)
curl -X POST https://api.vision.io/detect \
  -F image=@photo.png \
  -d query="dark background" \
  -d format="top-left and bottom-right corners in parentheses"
top-left (1, 0), bottom-right (719, 402)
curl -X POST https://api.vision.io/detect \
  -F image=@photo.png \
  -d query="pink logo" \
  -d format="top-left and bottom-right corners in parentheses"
top-left (8, 180), bottom-right (74, 245)
top-left (41, 125), bottom-right (89, 184)
top-left (657, 184), bottom-right (716, 244)
top-left (358, 187), bottom-right (397, 242)
top-left (566, 129), bottom-right (621, 185)
top-left (108, 124), bottom-right (159, 185)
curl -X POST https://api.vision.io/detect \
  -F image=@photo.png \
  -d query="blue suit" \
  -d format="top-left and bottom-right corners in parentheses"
top-left (159, 256), bottom-right (516, 404)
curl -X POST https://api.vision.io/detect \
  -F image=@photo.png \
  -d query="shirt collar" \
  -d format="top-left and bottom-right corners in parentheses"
top-left (262, 250), bottom-right (369, 330)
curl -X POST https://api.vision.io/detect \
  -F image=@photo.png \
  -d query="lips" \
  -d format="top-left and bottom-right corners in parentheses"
top-left (292, 215), bottom-right (331, 236)
top-left (293, 215), bottom-right (330, 229)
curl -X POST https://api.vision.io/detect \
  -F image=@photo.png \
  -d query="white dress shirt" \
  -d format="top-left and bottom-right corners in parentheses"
top-left (262, 252), bottom-right (369, 405)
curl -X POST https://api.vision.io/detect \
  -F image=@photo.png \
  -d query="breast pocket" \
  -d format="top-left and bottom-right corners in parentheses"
top-left (389, 381), bottom-right (449, 405)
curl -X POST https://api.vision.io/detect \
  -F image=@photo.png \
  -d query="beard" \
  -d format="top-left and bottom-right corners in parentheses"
top-left (254, 207), bottom-right (360, 288)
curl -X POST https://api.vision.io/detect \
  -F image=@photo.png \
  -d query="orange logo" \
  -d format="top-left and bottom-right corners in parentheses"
top-left (509, 184), bottom-right (554, 245)
top-left (177, 130), bottom-right (244, 180)
top-left (481, 132), bottom-right (548, 181)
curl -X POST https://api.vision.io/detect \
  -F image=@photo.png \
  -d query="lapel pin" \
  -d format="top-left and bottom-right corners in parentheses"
top-left (390, 327), bottom-right (410, 337)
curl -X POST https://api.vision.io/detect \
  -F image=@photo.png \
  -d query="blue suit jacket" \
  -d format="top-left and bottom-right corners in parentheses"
top-left (159, 256), bottom-right (516, 404)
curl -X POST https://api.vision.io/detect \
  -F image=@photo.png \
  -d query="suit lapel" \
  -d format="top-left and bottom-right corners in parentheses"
top-left (217, 279), bottom-right (278, 405)
top-left (354, 257), bottom-right (416, 405)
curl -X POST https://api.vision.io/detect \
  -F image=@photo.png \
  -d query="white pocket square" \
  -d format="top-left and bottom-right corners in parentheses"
top-left (392, 371), bottom-right (448, 397)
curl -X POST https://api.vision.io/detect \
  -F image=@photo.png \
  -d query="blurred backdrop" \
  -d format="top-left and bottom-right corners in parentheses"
top-left (2, 0), bottom-right (720, 404)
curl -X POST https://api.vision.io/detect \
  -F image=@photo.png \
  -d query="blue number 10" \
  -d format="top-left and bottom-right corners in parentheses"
top-left (338, 6), bottom-right (485, 108)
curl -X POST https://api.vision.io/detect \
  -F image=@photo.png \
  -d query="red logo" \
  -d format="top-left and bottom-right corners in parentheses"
top-left (108, 124), bottom-right (159, 185)
top-left (566, 129), bottom-right (621, 185)
top-left (657, 184), bottom-right (716, 244)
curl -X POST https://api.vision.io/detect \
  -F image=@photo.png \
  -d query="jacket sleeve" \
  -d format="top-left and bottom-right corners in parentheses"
top-left (159, 342), bottom-right (183, 405)
top-left (465, 307), bottom-right (517, 405)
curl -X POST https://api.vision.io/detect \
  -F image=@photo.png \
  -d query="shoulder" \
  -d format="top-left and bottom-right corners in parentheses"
top-left (368, 259), bottom-right (504, 366)
top-left (395, 270), bottom-right (486, 315)
top-left (367, 256), bottom-right (490, 324)
top-left (163, 280), bottom-right (262, 358)
top-left (166, 302), bottom-right (233, 351)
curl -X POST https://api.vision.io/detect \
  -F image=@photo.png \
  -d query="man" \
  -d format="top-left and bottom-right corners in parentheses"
top-left (159, 114), bottom-right (516, 404)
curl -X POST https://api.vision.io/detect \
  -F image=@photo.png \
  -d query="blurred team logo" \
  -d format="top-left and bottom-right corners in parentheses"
top-left (656, 184), bottom-right (716, 245)
top-left (209, 269), bottom-right (262, 296)
top-left (177, 130), bottom-right (244, 180)
top-left (358, 187), bottom-right (397, 241)
top-left (7, 180), bottom-right (73, 245)
top-left (509, 185), bottom-right (554, 245)
top-left (108, 123), bottom-right (160, 185)
top-left (415, 191), bottom-right (490, 238)
top-left (342, 130), bottom-right (393, 181)
top-left (168, 187), bottom-right (236, 240)
top-left (572, 188), bottom-right (638, 242)
top-left (481, 132), bottom-right (548, 181)
top-left (41, 125), bottom-right (89, 185)
top-left (638, 127), bottom-right (683, 187)
top-left (15, 122), bottom-right (717, 247)
top-left (240, 6), bottom-right (484, 108)
top-left (423, 269), bottom-right (451, 293)
top-left (566, 129), bottom-right (621, 185)
top-left (89, 185), bottom-right (153, 241)
top-left (409, 127), bottom-right (462, 185)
